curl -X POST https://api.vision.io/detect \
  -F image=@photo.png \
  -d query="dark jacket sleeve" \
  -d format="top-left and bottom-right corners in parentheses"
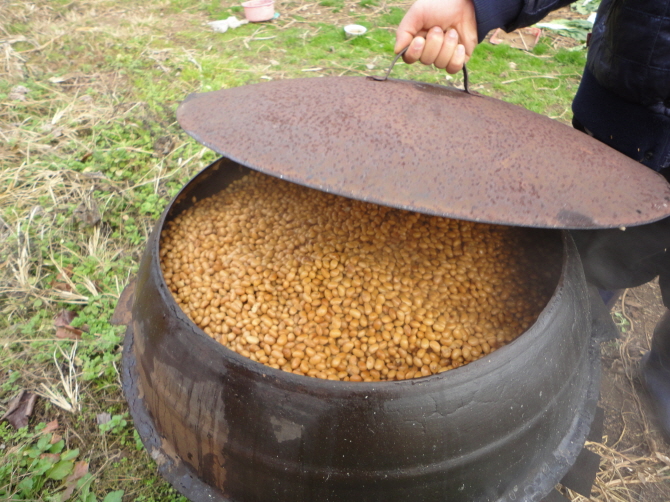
top-left (472, 0), bottom-right (577, 41)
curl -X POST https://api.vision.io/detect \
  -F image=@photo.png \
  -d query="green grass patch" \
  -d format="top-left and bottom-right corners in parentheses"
top-left (381, 6), bottom-right (405, 26)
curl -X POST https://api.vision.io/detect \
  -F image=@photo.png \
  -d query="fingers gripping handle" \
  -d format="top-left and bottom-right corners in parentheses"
top-left (372, 46), bottom-right (471, 94)
top-left (371, 47), bottom-right (410, 82)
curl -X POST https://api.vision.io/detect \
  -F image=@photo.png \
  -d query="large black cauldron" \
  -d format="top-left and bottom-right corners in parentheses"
top-left (122, 157), bottom-right (613, 502)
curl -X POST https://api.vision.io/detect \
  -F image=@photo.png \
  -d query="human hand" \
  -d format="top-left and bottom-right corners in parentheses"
top-left (395, 0), bottom-right (478, 74)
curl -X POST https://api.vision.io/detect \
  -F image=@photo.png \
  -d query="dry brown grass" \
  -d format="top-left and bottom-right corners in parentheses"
top-left (560, 285), bottom-right (670, 502)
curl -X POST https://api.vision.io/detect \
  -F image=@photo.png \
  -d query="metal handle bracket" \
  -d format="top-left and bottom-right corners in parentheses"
top-left (371, 46), bottom-right (472, 94)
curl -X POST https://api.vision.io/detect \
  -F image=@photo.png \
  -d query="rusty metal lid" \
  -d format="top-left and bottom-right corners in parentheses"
top-left (177, 76), bottom-right (670, 229)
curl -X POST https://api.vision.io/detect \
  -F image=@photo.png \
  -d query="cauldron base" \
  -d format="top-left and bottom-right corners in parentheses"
top-left (122, 321), bottom-right (606, 502)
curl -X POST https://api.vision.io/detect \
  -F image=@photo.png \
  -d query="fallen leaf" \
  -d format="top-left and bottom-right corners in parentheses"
top-left (42, 419), bottom-right (59, 434)
top-left (50, 433), bottom-right (63, 444)
top-left (59, 459), bottom-right (90, 501)
top-left (54, 310), bottom-right (83, 340)
top-left (1, 390), bottom-right (37, 429)
top-left (55, 326), bottom-right (83, 340)
top-left (55, 310), bottom-right (76, 326)
top-left (72, 460), bottom-right (88, 478)
top-left (40, 453), bottom-right (61, 462)
top-left (50, 266), bottom-right (73, 292)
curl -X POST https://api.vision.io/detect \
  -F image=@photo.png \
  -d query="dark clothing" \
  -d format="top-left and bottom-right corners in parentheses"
top-left (572, 68), bottom-right (670, 170)
top-left (575, 0), bottom-right (670, 171)
top-left (587, 0), bottom-right (670, 112)
top-left (472, 0), bottom-right (670, 171)
top-left (571, 222), bottom-right (670, 306)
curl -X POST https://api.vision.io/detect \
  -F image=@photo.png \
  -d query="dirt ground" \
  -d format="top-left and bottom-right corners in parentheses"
top-left (576, 281), bottom-right (670, 501)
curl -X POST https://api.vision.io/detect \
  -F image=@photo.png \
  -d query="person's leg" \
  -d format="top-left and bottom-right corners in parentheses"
top-left (573, 216), bottom-right (670, 438)
top-left (640, 274), bottom-right (670, 438)
top-left (571, 225), bottom-right (670, 293)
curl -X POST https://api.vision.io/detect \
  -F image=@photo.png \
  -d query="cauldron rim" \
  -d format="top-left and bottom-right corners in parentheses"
top-left (152, 156), bottom-right (569, 392)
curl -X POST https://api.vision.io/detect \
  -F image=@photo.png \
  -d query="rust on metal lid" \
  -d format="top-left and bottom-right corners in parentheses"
top-left (177, 76), bottom-right (670, 229)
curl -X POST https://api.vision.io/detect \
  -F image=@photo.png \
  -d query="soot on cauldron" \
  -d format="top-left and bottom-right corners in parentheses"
top-left (122, 159), bottom-right (611, 502)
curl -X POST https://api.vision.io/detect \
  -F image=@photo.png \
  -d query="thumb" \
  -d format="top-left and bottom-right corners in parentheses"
top-left (395, 9), bottom-right (425, 53)
top-left (395, 28), bottom-right (415, 54)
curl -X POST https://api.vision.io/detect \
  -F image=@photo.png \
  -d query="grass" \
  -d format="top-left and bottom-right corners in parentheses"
top-left (0, 0), bottom-right (644, 500)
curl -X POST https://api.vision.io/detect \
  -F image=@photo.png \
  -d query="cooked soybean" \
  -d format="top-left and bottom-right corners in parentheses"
top-left (160, 172), bottom-right (559, 382)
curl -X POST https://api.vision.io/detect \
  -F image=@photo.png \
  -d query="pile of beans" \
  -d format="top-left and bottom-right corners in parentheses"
top-left (160, 171), bottom-right (560, 382)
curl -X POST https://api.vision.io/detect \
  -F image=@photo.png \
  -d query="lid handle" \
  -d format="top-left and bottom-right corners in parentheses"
top-left (372, 46), bottom-right (471, 94)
